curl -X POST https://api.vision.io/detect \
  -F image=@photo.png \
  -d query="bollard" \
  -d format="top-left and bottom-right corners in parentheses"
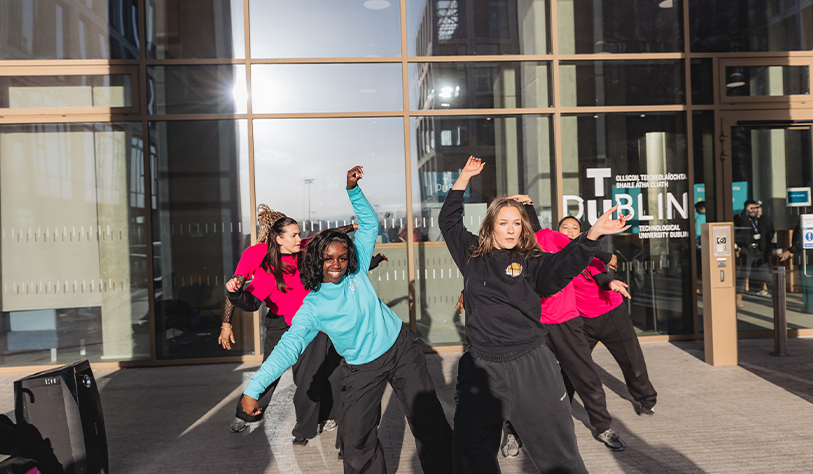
top-left (771, 266), bottom-right (789, 357)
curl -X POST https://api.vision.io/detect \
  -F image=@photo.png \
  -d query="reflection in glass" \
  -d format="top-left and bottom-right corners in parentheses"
top-left (561, 113), bottom-right (691, 336)
top-left (407, 0), bottom-right (550, 56)
top-left (410, 62), bottom-right (550, 110)
top-left (0, 0), bottom-right (138, 60)
top-left (690, 59), bottom-right (713, 105)
top-left (559, 61), bottom-right (684, 107)
top-left (148, 66), bottom-right (247, 115)
top-left (0, 123), bottom-right (148, 367)
top-left (251, 64), bottom-right (402, 113)
top-left (249, 0), bottom-right (400, 58)
top-left (730, 126), bottom-right (813, 330)
top-left (150, 120), bottom-right (253, 359)
top-left (692, 111), bottom-right (714, 328)
top-left (690, 0), bottom-right (813, 52)
top-left (253, 118), bottom-right (410, 322)
top-left (558, 0), bottom-right (682, 54)
top-left (146, 0), bottom-right (245, 59)
top-left (0, 75), bottom-right (133, 109)
top-left (411, 115), bottom-right (554, 344)
top-left (725, 66), bottom-right (810, 97)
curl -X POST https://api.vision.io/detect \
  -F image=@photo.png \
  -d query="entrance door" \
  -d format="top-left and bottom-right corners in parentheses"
top-left (719, 113), bottom-right (813, 332)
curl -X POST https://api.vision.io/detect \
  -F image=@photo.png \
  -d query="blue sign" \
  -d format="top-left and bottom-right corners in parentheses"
top-left (693, 182), bottom-right (748, 214)
top-left (787, 187), bottom-right (812, 207)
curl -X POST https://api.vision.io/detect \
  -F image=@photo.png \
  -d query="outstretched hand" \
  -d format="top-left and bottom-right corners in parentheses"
top-left (608, 280), bottom-right (631, 299)
top-left (347, 165), bottom-right (364, 189)
top-left (452, 156), bottom-right (485, 191)
top-left (586, 205), bottom-right (631, 240)
top-left (242, 395), bottom-right (262, 416)
top-left (461, 156), bottom-right (484, 179)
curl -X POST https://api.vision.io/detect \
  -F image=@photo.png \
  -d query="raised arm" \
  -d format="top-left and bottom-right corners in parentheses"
top-left (439, 156), bottom-right (484, 271)
top-left (346, 165), bottom-right (377, 272)
top-left (508, 195), bottom-right (540, 232)
top-left (532, 205), bottom-right (630, 297)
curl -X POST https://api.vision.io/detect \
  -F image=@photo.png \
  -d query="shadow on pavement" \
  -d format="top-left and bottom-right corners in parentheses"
top-left (98, 364), bottom-right (274, 473)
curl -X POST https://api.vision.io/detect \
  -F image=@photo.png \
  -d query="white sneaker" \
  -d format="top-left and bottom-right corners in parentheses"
top-left (500, 434), bottom-right (520, 458)
top-left (322, 419), bottom-right (338, 432)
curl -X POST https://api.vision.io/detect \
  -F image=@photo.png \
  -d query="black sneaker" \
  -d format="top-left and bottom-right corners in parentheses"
top-left (636, 404), bottom-right (655, 417)
top-left (596, 429), bottom-right (626, 451)
top-left (292, 437), bottom-right (308, 447)
top-left (229, 417), bottom-right (247, 433)
top-left (337, 449), bottom-right (344, 461)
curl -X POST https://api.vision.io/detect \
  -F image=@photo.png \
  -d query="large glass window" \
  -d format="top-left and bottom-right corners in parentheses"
top-left (249, 0), bottom-right (401, 58)
top-left (725, 66), bottom-right (810, 97)
top-left (730, 125), bottom-right (813, 331)
top-left (253, 118), bottom-right (410, 323)
top-left (690, 0), bottom-right (813, 52)
top-left (0, 74), bottom-right (133, 109)
top-left (148, 66), bottom-right (247, 115)
top-left (411, 114), bottom-right (555, 344)
top-left (562, 112), bottom-right (691, 336)
top-left (559, 60), bottom-right (685, 107)
top-left (558, 0), bottom-right (683, 54)
top-left (251, 64), bottom-right (403, 114)
top-left (407, 0), bottom-right (550, 57)
top-left (0, 0), bottom-right (139, 60)
top-left (150, 120), bottom-right (253, 360)
top-left (1, 122), bottom-right (148, 367)
top-left (409, 61), bottom-right (551, 110)
top-left (146, 0), bottom-right (245, 59)
top-left (691, 59), bottom-right (713, 105)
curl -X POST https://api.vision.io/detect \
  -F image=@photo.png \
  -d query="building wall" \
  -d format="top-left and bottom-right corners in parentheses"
top-left (1, 0), bottom-right (812, 368)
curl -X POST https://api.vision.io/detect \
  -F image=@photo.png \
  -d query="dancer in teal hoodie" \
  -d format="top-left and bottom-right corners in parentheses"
top-left (242, 166), bottom-right (452, 474)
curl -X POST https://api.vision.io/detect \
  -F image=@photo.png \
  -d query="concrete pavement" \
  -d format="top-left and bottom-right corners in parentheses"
top-left (2, 337), bottom-right (813, 473)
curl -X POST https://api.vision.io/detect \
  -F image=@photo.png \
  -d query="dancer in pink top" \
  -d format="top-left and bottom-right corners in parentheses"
top-left (519, 196), bottom-right (626, 452)
top-left (558, 215), bottom-right (658, 417)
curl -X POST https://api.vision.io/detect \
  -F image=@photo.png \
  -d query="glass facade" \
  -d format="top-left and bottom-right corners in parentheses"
top-left (2, 0), bottom-right (813, 368)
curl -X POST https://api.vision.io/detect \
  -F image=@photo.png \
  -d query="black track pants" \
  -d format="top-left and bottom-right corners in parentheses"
top-left (338, 324), bottom-right (453, 474)
top-left (235, 314), bottom-right (289, 422)
top-left (545, 317), bottom-right (613, 434)
top-left (583, 304), bottom-right (657, 409)
top-left (291, 331), bottom-right (342, 440)
top-left (452, 344), bottom-right (587, 474)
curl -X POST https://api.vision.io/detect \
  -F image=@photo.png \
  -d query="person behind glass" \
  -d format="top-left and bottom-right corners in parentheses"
top-left (734, 199), bottom-right (775, 307)
top-left (439, 156), bottom-right (629, 474)
top-left (240, 166), bottom-right (453, 474)
top-left (558, 216), bottom-right (658, 418)
top-left (225, 210), bottom-right (359, 447)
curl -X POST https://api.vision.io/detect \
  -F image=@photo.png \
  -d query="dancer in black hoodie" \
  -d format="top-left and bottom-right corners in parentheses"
top-left (439, 156), bottom-right (629, 474)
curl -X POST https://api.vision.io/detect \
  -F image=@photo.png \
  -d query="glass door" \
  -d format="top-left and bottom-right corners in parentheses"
top-left (721, 117), bottom-right (813, 332)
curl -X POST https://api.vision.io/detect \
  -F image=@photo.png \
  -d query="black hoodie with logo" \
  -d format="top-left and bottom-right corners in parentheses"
top-left (439, 190), bottom-right (601, 354)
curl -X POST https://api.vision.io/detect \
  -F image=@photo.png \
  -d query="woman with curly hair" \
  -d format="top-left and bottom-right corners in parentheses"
top-left (240, 166), bottom-right (452, 474)
top-left (438, 156), bottom-right (629, 474)
top-left (223, 205), bottom-right (356, 447)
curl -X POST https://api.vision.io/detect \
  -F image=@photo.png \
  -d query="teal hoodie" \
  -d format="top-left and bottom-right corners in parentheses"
top-left (244, 185), bottom-right (403, 400)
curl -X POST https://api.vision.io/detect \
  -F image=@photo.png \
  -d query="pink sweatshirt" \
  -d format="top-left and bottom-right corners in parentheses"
top-left (535, 229), bottom-right (580, 325)
top-left (571, 259), bottom-right (623, 318)
top-left (234, 243), bottom-right (279, 314)
top-left (244, 254), bottom-right (309, 326)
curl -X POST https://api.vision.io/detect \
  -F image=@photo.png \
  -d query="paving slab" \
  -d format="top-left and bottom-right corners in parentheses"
top-left (2, 337), bottom-right (813, 473)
